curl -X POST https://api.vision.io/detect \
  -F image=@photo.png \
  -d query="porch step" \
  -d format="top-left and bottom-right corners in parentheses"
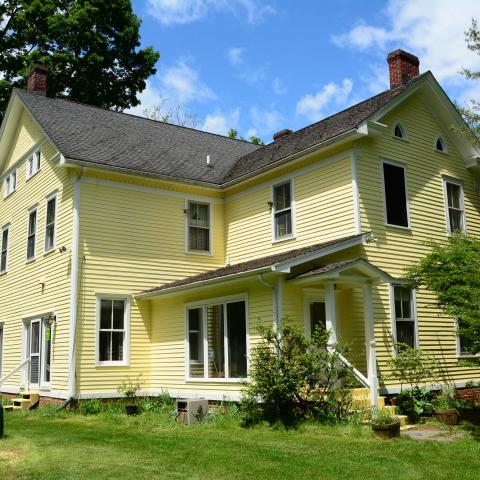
top-left (8, 391), bottom-right (40, 411)
top-left (351, 396), bottom-right (385, 410)
top-left (3, 405), bottom-right (22, 412)
top-left (398, 415), bottom-right (408, 427)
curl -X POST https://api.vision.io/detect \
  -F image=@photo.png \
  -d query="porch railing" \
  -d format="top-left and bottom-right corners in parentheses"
top-left (336, 352), bottom-right (370, 389)
top-left (0, 358), bottom-right (31, 387)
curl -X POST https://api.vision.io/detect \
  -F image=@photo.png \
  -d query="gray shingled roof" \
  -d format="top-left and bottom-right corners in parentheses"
top-left (138, 233), bottom-right (366, 296)
top-left (14, 89), bottom-right (259, 185)
top-left (14, 72), bottom-right (428, 185)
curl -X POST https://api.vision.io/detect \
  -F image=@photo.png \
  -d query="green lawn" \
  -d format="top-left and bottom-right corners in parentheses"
top-left (0, 408), bottom-right (479, 480)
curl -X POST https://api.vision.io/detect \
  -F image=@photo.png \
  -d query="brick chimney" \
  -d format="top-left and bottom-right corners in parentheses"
top-left (387, 50), bottom-right (419, 89)
top-left (27, 63), bottom-right (48, 96)
top-left (273, 129), bottom-right (293, 141)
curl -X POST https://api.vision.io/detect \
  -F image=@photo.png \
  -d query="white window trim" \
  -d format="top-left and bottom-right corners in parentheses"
top-left (44, 192), bottom-right (58, 253)
top-left (184, 293), bottom-right (249, 383)
top-left (381, 158), bottom-right (411, 230)
top-left (26, 204), bottom-right (38, 262)
top-left (392, 121), bottom-right (408, 141)
top-left (26, 149), bottom-right (41, 180)
top-left (455, 319), bottom-right (480, 359)
top-left (0, 223), bottom-right (10, 274)
top-left (434, 135), bottom-right (448, 154)
top-left (442, 176), bottom-right (466, 236)
top-left (271, 178), bottom-right (296, 243)
top-left (389, 283), bottom-right (419, 353)
top-left (3, 169), bottom-right (18, 198)
top-left (95, 294), bottom-right (131, 367)
top-left (184, 198), bottom-right (213, 256)
top-left (302, 288), bottom-right (326, 338)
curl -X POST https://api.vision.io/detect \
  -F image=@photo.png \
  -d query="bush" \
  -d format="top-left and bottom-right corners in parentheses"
top-left (241, 319), bottom-right (354, 428)
top-left (395, 388), bottom-right (435, 423)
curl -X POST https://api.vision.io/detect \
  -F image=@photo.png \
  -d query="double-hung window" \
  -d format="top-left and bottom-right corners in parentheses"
top-left (4, 170), bottom-right (17, 198)
top-left (187, 298), bottom-right (247, 380)
top-left (26, 149), bottom-right (41, 179)
top-left (273, 180), bottom-right (293, 240)
top-left (382, 161), bottom-right (409, 228)
top-left (97, 297), bottom-right (129, 365)
top-left (392, 285), bottom-right (417, 349)
top-left (443, 178), bottom-right (465, 234)
top-left (0, 226), bottom-right (9, 273)
top-left (187, 201), bottom-right (210, 252)
top-left (27, 208), bottom-right (37, 260)
top-left (45, 195), bottom-right (56, 252)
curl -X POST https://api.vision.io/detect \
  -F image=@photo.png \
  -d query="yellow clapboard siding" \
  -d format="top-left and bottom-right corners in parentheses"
top-left (0, 109), bottom-right (73, 394)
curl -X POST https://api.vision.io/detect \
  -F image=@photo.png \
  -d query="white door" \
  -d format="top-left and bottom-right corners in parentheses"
top-left (26, 319), bottom-right (51, 387)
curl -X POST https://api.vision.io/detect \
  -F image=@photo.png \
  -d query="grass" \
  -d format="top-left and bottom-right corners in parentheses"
top-left (0, 404), bottom-right (479, 480)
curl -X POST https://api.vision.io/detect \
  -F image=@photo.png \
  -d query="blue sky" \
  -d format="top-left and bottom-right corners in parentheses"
top-left (129, 0), bottom-right (480, 142)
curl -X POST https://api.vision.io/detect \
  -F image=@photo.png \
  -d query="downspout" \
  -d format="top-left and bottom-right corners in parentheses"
top-left (67, 168), bottom-right (83, 400)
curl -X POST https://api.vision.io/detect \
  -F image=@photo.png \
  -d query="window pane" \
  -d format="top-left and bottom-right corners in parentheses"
top-left (447, 183), bottom-right (460, 209)
top-left (27, 236), bottom-right (35, 259)
top-left (207, 305), bottom-right (225, 378)
top-left (394, 125), bottom-right (404, 138)
top-left (189, 226), bottom-right (209, 251)
top-left (29, 210), bottom-right (37, 236)
top-left (275, 210), bottom-right (292, 238)
top-left (383, 163), bottom-right (408, 227)
top-left (274, 182), bottom-right (291, 211)
top-left (227, 301), bottom-right (247, 378)
top-left (44, 324), bottom-right (51, 383)
top-left (2, 228), bottom-right (8, 251)
top-left (0, 252), bottom-right (6, 272)
top-left (449, 209), bottom-right (463, 232)
top-left (111, 332), bottom-right (124, 361)
top-left (396, 321), bottom-right (415, 348)
top-left (188, 308), bottom-right (204, 377)
top-left (189, 203), bottom-right (209, 228)
top-left (45, 225), bottom-right (55, 250)
top-left (394, 287), bottom-right (412, 319)
top-left (112, 300), bottom-right (124, 329)
top-left (99, 331), bottom-right (111, 361)
top-left (310, 302), bottom-right (326, 335)
top-left (31, 322), bottom-right (40, 354)
top-left (100, 300), bottom-right (112, 329)
top-left (46, 198), bottom-right (56, 224)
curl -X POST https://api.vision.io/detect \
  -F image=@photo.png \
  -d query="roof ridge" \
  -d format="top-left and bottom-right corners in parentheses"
top-left (14, 88), bottom-right (260, 148)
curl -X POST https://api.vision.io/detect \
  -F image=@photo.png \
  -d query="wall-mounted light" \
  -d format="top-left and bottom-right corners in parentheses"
top-left (183, 208), bottom-right (190, 215)
top-left (45, 313), bottom-right (56, 326)
top-left (267, 201), bottom-right (273, 210)
top-left (58, 246), bottom-right (67, 253)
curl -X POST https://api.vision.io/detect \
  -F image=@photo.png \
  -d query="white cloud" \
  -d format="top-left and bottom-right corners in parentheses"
top-left (147, 0), bottom-right (275, 26)
top-left (160, 60), bottom-right (216, 104)
top-left (272, 77), bottom-right (286, 95)
top-left (249, 106), bottom-right (283, 137)
top-left (126, 79), bottom-right (165, 116)
top-left (228, 47), bottom-right (244, 67)
top-left (332, 0), bottom-right (480, 90)
top-left (202, 108), bottom-right (240, 135)
top-left (296, 79), bottom-right (353, 122)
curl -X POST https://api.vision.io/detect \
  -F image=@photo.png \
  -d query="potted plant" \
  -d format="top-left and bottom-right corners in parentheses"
top-left (433, 390), bottom-right (459, 425)
top-left (371, 409), bottom-right (401, 439)
top-left (118, 377), bottom-right (141, 416)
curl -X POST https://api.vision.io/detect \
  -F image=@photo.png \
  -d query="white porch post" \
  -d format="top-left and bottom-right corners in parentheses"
top-left (363, 280), bottom-right (378, 408)
top-left (325, 281), bottom-right (337, 346)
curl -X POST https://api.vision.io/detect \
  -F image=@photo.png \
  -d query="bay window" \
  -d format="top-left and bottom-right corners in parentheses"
top-left (187, 298), bottom-right (247, 380)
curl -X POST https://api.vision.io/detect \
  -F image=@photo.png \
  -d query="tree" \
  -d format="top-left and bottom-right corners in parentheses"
top-left (405, 234), bottom-right (480, 353)
top-left (228, 128), bottom-right (265, 145)
top-left (0, 0), bottom-right (159, 115)
top-left (458, 18), bottom-right (480, 143)
top-left (142, 98), bottom-right (198, 128)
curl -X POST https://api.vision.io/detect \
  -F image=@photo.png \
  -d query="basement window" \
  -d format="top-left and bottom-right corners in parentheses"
top-left (187, 201), bottom-right (211, 253)
top-left (272, 180), bottom-right (294, 240)
top-left (382, 161), bottom-right (410, 228)
top-left (392, 285), bottom-right (417, 349)
top-left (186, 297), bottom-right (247, 380)
top-left (443, 178), bottom-right (465, 234)
top-left (97, 296), bottom-right (130, 365)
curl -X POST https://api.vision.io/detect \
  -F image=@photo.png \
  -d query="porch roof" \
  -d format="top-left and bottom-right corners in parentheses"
top-left (136, 232), bottom-right (371, 298)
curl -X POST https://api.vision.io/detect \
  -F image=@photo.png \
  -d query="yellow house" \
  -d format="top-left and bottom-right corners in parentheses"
top-left (1, 50), bottom-right (479, 407)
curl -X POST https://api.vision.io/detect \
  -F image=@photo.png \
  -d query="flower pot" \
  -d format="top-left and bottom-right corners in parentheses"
top-left (372, 421), bottom-right (401, 439)
top-left (435, 408), bottom-right (459, 425)
top-left (125, 405), bottom-right (138, 416)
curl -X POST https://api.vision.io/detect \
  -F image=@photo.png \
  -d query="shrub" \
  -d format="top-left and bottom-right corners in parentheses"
top-left (395, 388), bottom-right (435, 423)
top-left (241, 319), bottom-right (354, 428)
top-left (118, 376), bottom-right (142, 404)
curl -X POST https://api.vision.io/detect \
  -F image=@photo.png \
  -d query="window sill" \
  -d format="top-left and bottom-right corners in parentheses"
top-left (434, 149), bottom-right (449, 155)
top-left (272, 235), bottom-right (296, 244)
top-left (96, 361), bottom-right (130, 367)
top-left (186, 377), bottom-right (247, 384)
top-left (185, 249), bottom-right (212, 256)
top-left (43, 248), bottom-right (56, 257)
top-left (26, 170), bottom-right (41, 182)
top-left (385, 223), bottom-right (411, 231)
top-left (26, 257), bottom-right (36, 264)
top-left (3, 190), bottom-right (16, 199)
top-left (0, 270), bottom-right (7, 277)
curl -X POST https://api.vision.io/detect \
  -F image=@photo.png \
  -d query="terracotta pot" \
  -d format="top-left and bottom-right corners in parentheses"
top-left (372, 421), bottom-right (401, 439)
top-left (125, 405), bottom-right (139, 416)
top-left (435, 408), bottom-right (459, 425)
